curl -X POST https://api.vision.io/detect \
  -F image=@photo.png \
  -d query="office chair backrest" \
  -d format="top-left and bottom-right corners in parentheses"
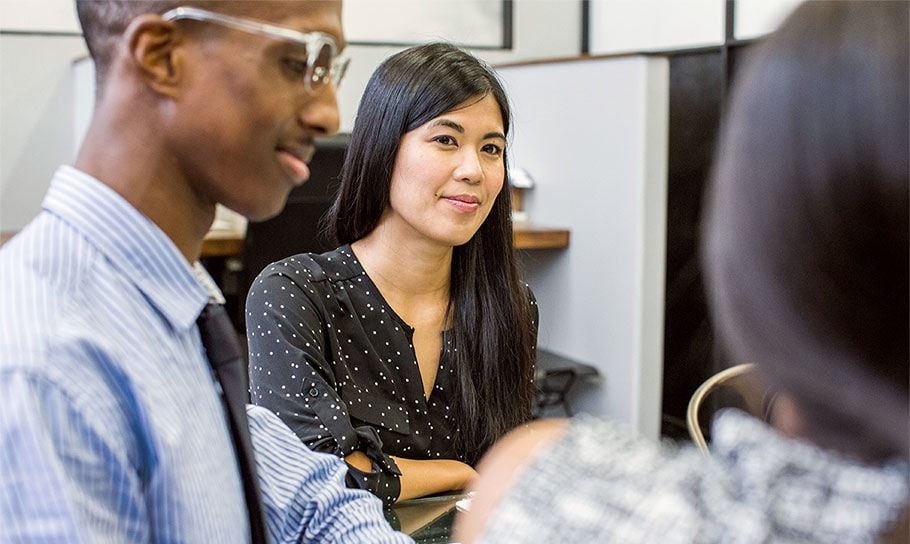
top-left (241, 133), bottom-right (349, 306)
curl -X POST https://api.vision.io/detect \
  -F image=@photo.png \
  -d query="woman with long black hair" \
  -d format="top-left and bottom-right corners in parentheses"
top-left (247, 42), bottom-right (537, 505)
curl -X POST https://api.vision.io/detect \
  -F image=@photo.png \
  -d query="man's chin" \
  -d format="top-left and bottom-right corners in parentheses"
top-left (247, 203), bottom-right (289, 223)
top-left (231, 193), bottom-right (292, 223)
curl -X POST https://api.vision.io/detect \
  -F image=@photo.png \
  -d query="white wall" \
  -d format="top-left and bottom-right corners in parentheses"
top-left (343, 0), bottom-right (507, 48)
top-left (586, 0), bottom-right (802, 55)
top-left (500, 56), bottom-right (669, 439)
top-left (336, 0), bottom-right (581, 132)
top-left (0, 0), bottom-right (80, 32)
top-left (588, 0), bottom-right (724, 55)
top-left (0, 35), bottom-right (86, 229)
top-left (735, 0), bottom-right (802, 40)
top-left (0, 0), bottom-right (83, 229)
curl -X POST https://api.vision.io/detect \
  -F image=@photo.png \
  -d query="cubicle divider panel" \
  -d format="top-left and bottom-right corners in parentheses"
top-left (498, 55), bottom-right (669, 440)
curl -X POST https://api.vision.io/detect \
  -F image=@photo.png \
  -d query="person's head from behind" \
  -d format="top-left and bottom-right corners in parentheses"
top-left (329, 43), bottom-right (534, 459)
top-left (705, 1), bottom-right (909, 462)
top-left (75, 0), bottom-right (346, 221)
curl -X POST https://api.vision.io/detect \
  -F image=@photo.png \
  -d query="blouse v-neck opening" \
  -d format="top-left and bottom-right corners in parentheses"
top-left (344, 244), bottom-right (452, 403)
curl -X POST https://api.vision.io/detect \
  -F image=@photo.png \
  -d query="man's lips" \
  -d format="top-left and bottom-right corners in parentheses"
top-left (276, 145), bottom-right (314, 185)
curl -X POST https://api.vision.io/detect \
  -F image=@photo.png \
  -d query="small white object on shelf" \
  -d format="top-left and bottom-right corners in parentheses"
top-left (509, 167), bottom-right (535, 189)
top-left (509, 167), bottom-right (535, 224)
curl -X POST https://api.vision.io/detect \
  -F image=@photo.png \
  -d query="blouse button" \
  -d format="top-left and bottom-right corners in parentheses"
top-left (309, 387), bottom-right (319, 397)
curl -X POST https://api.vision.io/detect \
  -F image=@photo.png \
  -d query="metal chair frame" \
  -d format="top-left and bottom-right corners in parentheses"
top-left (686, 363), bottom-right (757, 455)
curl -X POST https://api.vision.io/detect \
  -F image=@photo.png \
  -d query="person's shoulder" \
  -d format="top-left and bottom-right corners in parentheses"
top-left (254, 245), bottom-right (363, 286)
top-left (0, 216), bottom-right (107, 374)
top-left (2, 214), bottom-right (113, 300)
top-left (505, 415), bottom-right (714, 506)
top-left (554, 415), bottom-right (711, 475)
top-left (475, 416), bottom-right (718, 543)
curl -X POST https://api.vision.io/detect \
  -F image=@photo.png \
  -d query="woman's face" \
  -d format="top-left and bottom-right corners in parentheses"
top-left (383, 93), bottom-right (506, 248)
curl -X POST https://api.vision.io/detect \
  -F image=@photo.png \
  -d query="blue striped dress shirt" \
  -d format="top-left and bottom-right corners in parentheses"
top-left (0, 166), bottom-right (410, 544)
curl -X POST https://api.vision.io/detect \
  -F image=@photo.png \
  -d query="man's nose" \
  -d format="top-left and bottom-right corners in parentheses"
top-left (298, 83), bottom-right (341, 137)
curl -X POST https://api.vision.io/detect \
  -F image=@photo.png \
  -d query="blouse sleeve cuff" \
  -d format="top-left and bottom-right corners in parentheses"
top-left (343, 425), bottom-right (402, 505)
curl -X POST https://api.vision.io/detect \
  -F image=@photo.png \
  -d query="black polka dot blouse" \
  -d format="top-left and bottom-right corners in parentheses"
top-left (246, 245), bottom-right (537, 505)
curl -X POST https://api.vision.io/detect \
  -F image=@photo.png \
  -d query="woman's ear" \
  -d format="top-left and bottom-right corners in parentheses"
top-left (122, 14), bottom-right (184, 98)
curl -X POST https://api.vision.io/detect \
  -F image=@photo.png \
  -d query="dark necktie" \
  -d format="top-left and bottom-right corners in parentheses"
top-left (197, 303), bottom-right (267, 544)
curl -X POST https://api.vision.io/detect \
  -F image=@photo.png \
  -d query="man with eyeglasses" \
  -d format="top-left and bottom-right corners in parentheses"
top-left (0, 1), bottom-right (408, 542)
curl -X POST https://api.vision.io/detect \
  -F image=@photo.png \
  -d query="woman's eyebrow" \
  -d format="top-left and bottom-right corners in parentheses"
top-left (483, 131), bottom-right (506, 141)
top-left (430, 119), bottom-right (464, 133)
top-left (430, 119), bottom-right (506, 142)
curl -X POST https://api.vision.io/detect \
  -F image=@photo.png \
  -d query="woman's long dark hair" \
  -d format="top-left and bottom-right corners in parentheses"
top-left (326, 43), bottom-right (536, 461)
top-left (704, 1), bottom-right (909, 462)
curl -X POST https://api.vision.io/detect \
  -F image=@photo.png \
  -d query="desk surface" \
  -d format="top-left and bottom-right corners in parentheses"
top-left (386, 494), bottom-right (462, 543)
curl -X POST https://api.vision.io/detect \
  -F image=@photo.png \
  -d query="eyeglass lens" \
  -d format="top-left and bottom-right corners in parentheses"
top-left (308, 41), bottom-right (349, 91)
top-left (310, 42), bottom-right (332, 86)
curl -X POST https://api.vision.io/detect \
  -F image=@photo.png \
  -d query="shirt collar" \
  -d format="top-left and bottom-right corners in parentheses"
top-left (194, 262), bottom-right (226, 305)
top-left (712, 409), bottom-right (909, 535)
top-left (42, 166), bottom-right (211, 330)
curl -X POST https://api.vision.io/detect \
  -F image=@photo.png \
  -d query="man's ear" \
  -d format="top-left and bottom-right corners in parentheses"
top-left (123, 14), bottom-right (185, 98)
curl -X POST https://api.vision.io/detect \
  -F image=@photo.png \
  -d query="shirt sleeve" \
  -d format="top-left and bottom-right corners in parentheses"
top-left (246, 405), bottom-right (412, 544)
top-left (0, 370), bottom-right (145, 543)
top-left (247, 269), bottom-right (402, 504)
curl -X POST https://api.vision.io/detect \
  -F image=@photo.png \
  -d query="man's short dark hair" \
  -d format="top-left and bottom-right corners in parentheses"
top-left (75, 0), bottom-right (252, 87)
top-left (77, 1), bottom-right (178, 85)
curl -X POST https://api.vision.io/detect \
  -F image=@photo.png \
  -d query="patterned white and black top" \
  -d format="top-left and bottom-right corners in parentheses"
top-left (481, 409), bottom-right (909, 543)
top-left (247, 245), bottom-right (538, 504)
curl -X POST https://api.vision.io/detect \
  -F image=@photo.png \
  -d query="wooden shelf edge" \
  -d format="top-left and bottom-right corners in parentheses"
top-left (513, 226), bottom-right (570, 250)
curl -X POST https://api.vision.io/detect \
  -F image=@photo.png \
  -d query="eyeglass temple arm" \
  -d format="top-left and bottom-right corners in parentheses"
top-left (161, 6), bottom-right (331, 48)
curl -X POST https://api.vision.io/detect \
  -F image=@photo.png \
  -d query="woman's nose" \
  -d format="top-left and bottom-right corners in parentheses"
top-left (454, 150), bottom-right (483, 184)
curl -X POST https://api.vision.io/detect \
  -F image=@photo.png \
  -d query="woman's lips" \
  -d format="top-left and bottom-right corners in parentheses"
top-left (276, 148), bottom-right (311, 185)
top-left (442, 195), bottom-right (481, 212)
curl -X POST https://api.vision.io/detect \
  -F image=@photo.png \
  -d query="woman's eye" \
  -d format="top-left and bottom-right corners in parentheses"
top-left (482, 143), bottom-right (504, 156)
top-left (434, 135), bottom-right (457, 146)
top-left (282, 58), bottom-right (309, 78)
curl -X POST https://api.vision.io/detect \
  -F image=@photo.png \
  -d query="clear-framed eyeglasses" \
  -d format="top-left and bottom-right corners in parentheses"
top-left (161, 6), bottom-right (349, 93)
